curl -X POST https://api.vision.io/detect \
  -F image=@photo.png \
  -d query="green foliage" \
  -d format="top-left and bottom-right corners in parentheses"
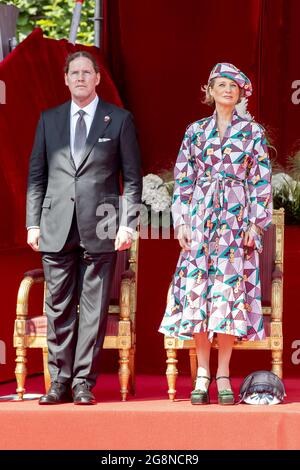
top-left (7, 0), bottom-right (95, 45)
top-left (273, 182), bottom-right (300, 225)
top-left (272, 150), bottom-right (300, 224)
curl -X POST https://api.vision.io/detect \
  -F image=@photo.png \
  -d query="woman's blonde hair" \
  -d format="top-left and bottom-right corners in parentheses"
top-left (202, 78), bottom-right (245, 106)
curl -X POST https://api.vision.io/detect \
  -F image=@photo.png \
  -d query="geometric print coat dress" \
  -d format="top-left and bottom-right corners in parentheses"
top-left (159, 110), bottom-right (272, 342)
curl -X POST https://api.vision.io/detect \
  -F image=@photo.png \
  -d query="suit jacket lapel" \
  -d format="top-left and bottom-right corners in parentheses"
top-left (55, 101), bottom-right (76, 171)
top-left (77, 99), bottom-right (113, 170)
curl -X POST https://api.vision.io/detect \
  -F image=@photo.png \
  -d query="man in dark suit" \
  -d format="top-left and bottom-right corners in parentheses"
top-left (27, 51), bottom-right (142, 405)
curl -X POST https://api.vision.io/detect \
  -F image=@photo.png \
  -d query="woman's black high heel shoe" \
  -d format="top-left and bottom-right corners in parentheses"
top-left (191, 376), bottom-right (211, 405)
top-left (216, 376), bottom-right (235, 405)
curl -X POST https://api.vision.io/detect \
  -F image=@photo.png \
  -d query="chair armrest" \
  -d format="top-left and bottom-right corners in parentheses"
top-left (16, 269), bottom-right (45, 320)
top-left (24, 268), bottom-right (44, 281)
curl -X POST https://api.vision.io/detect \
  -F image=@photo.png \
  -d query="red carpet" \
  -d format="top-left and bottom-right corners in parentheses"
top-left (0, 375), bottom-right (299, 450)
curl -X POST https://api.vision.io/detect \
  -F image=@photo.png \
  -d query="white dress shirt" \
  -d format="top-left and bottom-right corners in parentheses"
top-left (70, 95), bottom-right (99, 156)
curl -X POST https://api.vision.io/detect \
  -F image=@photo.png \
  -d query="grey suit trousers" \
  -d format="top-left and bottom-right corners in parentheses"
top-left (42, 212), bottom-right (117, 388)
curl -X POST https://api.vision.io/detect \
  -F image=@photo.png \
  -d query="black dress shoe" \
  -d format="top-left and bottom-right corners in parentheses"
top-left (73, 383), bottom-right (96, 405)
top-left (39, 381), bottom-right (73, 405)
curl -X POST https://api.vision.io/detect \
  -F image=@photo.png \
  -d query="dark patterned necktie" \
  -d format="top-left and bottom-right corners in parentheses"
top-left (73, 109), bottom-right (87, 168)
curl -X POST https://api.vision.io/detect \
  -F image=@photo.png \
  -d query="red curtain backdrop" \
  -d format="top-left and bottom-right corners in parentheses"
top-left (105, 0), bottom-right (300, 170)
top-left (260, 0), bottom-right (300, 160)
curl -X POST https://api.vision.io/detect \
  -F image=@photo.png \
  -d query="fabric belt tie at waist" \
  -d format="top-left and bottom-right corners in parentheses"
top-left (197, 175), bottom-right (247, 209)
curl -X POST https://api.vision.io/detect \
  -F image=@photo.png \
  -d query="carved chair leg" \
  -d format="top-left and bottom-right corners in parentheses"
top-left (166, 348), bottom-right (178, 401)
top-left (271, 348), bottom-right (283, 379)
top-left (128, 346), bottom-right (136, 395)
top-left (189, 347), bottom-right (197, 388)
top-left (15, 346), bottom-right (27, 400)
top-left (43, 347), bottom-right (51, 392)
top-left (119, 348), bottom-right (130, 401)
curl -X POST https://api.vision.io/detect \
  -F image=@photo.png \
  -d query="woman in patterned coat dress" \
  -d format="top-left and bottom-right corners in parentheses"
top-left (159, 63), bottom-right (272, 405)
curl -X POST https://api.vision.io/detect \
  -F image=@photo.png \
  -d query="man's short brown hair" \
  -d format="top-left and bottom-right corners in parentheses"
top-left (64, 51), bottom-right (99, 74)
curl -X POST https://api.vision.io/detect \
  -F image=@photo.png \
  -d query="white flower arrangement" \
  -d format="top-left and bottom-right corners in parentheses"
top-left (142, 173), bottom-right (173, 212)
top-left (141, 172), bottom-right (174, 226)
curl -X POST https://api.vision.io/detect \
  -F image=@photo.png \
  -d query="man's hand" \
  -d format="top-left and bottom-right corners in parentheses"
top-left (177, 224), bottom-right (191, 251)
top-left (115, 228), bottom-right (133, 251)
top-left (27, 228), bottom-right (40, 251)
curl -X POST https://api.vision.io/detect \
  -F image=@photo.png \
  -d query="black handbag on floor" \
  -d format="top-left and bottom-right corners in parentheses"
top-left (238, 370), bottom-right (286, 405)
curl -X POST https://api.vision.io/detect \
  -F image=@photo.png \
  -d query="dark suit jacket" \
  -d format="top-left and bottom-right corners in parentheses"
top-left (26, 98), bottom-right (142, 253)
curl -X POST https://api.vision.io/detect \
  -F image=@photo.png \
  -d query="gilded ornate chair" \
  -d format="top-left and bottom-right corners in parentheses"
top-left (164, 208), bottom-right (284, 400)
top-left (13, 237), bottom-right (138, 401)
